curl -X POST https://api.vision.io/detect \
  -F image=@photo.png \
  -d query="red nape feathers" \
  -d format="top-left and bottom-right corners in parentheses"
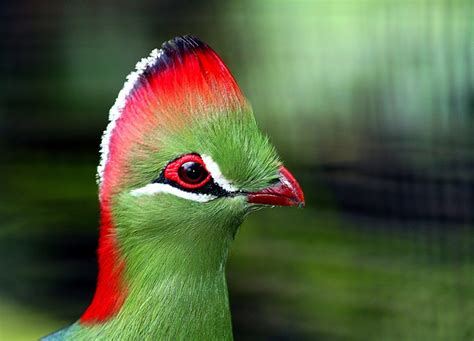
top-left (80, 202), bottom-right (126, 324)
top-left (81, 36), bottom-right (247, 324)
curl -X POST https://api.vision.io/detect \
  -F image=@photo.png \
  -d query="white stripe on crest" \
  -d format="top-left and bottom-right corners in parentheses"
top-left (97, 48), bottom-right (163, 185)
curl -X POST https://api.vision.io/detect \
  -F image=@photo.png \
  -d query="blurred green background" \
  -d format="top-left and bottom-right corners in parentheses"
top-left (1, 0), bottom-right (473, 340)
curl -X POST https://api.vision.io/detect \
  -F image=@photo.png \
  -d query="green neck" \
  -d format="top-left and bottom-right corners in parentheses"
top-left (114, 228), bottom-right (234, 340)
top-left (70, 196), bottom-right (245, 340)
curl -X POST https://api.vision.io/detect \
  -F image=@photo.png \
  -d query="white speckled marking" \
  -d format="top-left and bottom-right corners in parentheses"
top-left (97, 48), bottom-right (163, 185)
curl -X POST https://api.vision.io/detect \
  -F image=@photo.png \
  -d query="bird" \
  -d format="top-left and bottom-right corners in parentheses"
top-left (42, 35), bottom-right (304, 340)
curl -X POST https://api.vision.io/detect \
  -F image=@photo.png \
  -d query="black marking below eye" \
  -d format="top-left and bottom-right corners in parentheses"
top-left (154, 163), bottom-right (230, 198)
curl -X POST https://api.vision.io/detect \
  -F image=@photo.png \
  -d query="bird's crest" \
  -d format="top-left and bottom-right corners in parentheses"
top-left (97, 35), bottom-right (248, 193)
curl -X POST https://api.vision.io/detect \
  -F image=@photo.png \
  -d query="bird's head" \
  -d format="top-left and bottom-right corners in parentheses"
top-left (97, 36), bottom-right (304, 248)
top-left (81, 36), bottom-right (304, 324)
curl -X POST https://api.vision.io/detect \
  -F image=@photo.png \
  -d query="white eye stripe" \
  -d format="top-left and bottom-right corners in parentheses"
top-left (130, 155), bottom-right (236, 202)
top-left (131, 183), bottom-right (216, 202)
top-left (201, 155), bottom-right (237, 192)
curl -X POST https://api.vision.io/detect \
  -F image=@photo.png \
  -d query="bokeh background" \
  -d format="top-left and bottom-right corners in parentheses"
top-left (1, 0), bottom-right (473, 340)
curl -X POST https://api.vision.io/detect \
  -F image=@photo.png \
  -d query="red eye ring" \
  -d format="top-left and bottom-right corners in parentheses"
top-left (164, 154), bottom-right (211, 189)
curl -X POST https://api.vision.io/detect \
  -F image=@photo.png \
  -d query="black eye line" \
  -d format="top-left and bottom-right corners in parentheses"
top-left (153, 153), bottom-right (235, 198)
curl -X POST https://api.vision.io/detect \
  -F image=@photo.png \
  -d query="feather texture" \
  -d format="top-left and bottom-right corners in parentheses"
top-left (43, 36), bottom-right (285, 341)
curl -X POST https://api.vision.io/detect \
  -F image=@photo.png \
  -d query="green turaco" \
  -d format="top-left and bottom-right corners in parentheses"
top-left (42, 35), bottom-right (304, 340)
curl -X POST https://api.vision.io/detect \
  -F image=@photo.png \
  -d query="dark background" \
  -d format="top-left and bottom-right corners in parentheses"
top-left (1, 1), bottom-right (473, 340)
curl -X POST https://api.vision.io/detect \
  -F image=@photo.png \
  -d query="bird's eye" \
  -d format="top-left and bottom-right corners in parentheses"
top-left (178, 162), bottom-right (207, 184)
top-left (164, 154), bottom-right (211, 189)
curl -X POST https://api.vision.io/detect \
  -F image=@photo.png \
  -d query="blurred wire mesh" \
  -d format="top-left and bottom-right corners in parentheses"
top-left (1, 0), bottom-right (473, 340)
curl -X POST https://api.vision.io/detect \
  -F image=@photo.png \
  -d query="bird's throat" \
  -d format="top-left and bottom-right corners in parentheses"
top-left (76, 204), bottom-right (237, 340)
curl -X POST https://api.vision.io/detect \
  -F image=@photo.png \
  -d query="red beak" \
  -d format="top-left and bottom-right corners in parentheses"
top-left (247, 166), bottom-right (305, 207)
